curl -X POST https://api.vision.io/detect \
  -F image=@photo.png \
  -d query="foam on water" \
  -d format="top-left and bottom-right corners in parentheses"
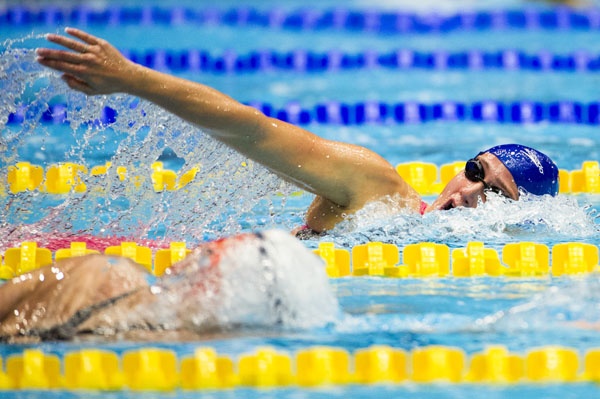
top-left (137, 230), bottom-right (339, 332)
top-left (324, 192), bottom-right (599, 249)
top-left (328, 274), bottom-right (600, 351)
top-left (477, 275), bottom-right (600, 332)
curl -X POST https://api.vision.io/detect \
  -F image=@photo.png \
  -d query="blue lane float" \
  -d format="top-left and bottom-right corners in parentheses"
top-left (117, 48), bottom-right (600, 73)
top-left (2, 6), bottom-right (600, 33)
top-left (7, 101), bottom-right (600, 126)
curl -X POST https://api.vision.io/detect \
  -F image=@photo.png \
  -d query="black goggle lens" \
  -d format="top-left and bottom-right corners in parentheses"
top-left (464, 158), bottom-right (506, 197)
top-left (464, 158), bottom-right (484, 183)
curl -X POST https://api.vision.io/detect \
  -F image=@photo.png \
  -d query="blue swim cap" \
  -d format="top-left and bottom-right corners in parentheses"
top-left (482, 144), bottom-right (559, 196)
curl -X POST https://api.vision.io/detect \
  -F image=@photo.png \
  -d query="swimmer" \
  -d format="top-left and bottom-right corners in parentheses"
top-left (0, 230), bottom-right (337, 342)
top-left (35, 28), bottom-right (559, 235)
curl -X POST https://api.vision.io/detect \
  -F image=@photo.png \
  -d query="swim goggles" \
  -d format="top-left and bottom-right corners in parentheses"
top-left (464, 158), bottom-right (506, 197)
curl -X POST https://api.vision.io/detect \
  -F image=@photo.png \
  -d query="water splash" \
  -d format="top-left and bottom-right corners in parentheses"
top-left (476, 275), bottom-right (600, 332)
top-left (323, 193), bottom-right (599, 249)
top-left (0, 41), bottom-right (293, 248)
top-left (136, 230), bottom-right (339, 332)
top-left (0, 230), bottom-right (339, 340)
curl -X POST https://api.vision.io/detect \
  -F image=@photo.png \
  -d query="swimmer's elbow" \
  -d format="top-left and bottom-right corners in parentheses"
top-left (205, 104), bottom-right (268, 142)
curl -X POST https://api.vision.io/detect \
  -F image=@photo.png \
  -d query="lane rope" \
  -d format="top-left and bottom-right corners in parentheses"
top-left (6, 100), bottom-right (600, 126)
top-left (1, 160), bottom-right (598, 196)
top-left (3, 6), bottom-right (600, 34)
top-left (117, 48), bottom-right (600, 73)
top-left (1, 239), bottom-right (598, 279)
top-left (0, 345), bottom-right (598, 390)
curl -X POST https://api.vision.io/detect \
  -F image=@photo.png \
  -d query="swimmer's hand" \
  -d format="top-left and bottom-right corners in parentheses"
top-left (36, 27), bottom-right (137, 95)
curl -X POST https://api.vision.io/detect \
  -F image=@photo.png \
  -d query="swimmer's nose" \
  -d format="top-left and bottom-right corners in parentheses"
top-left (461, 180), bottom-right (485, 208)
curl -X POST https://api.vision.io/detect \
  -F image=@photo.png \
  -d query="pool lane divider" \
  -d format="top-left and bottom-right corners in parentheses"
top-left (0, 241), bottom-right (187, 279)
top-left (3, 6), bottom-right (600, 33)
top-left (317, 241), bottom-right (599, 278)
top-left (7, 100), bottom-right (600, 126)
top-left (118, 48), bottom-right (600, 73)
top-left (2, 160), bottom-right (599, 196)
top-left (3, 161), bottom-right (199, 195)
top-left (0, 345), bottom-right (599, 390)
top-left (0, 239), bottom-right (598, 280)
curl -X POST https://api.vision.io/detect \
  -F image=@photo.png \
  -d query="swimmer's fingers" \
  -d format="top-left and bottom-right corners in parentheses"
top-left (64, 27), bottom-right (100, 46)
top-left (37, 31), bottom-right (100, 70)
top-left (36, 48), bottom-right (87, 65)
top-left (45, 32), bottom-right (93, 55)
top-left (36, 56), bottom-right (105, 95)
top-left (37, 55), bottom-right (88, 77)
top-left (37, 29), bottom-right (136, 95)
top-left (61, 74), bottom-right (94, 95)
top-left (44, 28), bottom-right (101, 53)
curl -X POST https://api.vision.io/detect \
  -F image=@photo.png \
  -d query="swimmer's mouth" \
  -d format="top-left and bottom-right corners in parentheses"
top-left (441, 200), bottom-right (455, 211)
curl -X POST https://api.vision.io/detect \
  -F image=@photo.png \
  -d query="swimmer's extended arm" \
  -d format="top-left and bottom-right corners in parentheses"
top-left (37, 28), bottom-right (420, 225)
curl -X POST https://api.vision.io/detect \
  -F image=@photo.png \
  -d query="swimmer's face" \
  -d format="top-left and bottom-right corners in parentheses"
top-left (425, 152), bottom-right (519, 213)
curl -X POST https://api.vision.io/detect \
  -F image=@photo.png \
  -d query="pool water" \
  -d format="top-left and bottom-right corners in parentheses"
top-left (1, 0), bottom-right (600, 398)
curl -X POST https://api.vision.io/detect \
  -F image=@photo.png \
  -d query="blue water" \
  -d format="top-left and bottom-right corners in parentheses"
top-left (2, 0), bottom-right (600, 398)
